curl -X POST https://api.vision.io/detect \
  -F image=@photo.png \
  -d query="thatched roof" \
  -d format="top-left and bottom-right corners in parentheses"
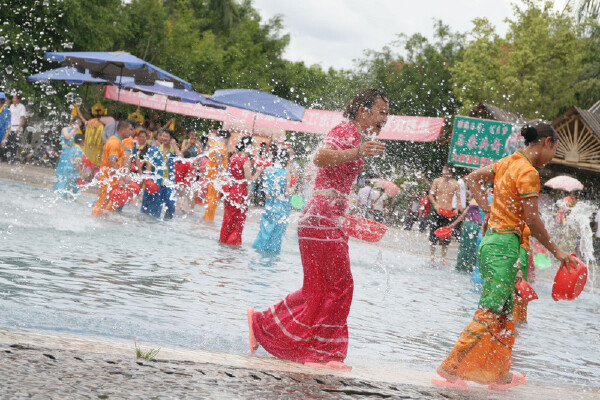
top-left (551, 103), bottom-right (600, 171)
top-left (553, 106), bottom-right (600, 141)
top-left (466, 102), bottom-right (525, 124)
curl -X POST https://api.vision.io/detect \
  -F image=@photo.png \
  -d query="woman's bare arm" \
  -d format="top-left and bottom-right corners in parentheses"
top-left (63, 127), bottom-right (75, 141)
top-left (465, 166), bottom-right (494, 213)
top-left (313, 141), bottom-right (385, 167)
top-left (244, 160), bottom-right (263, 182)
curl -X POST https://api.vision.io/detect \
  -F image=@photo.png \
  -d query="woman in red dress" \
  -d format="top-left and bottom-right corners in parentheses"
top-left (219, 136), bottom-right (263, 246)
top-left (248, 89), bottom-right (389, 370)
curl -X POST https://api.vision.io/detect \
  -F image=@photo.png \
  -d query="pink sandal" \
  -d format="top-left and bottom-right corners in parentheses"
top-left (431, 377), bottom-right (469, 390)
top-left (304, 361), bottom-right (352, 372)
top-left (488, 372), bottom-right (527, 389)
top-left (247, 308), bottom-right (258, 353)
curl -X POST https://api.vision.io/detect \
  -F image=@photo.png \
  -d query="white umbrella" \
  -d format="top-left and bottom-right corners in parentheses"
top-left (544, 176), bottom-right (583, 192)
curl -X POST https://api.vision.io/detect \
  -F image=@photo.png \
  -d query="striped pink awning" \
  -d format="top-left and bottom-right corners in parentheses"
top-left (104, 85), bottom-right (444, 142)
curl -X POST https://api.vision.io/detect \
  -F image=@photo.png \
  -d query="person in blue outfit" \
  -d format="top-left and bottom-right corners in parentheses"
top-left (141, 128), bottom-right (182, 219)
top-left (253, 148), bottom-right (295, 253)
top-left (0, 92), bottom-right (10, 146)
top-left (53, 116), bottom-right (83, 198)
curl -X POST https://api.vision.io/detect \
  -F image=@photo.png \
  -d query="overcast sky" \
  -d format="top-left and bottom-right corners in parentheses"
top-left (252, 0), bottom-right (569, 70)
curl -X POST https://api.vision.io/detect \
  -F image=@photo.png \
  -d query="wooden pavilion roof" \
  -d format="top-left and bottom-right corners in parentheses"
top-left (466, 102), bottom-right (525, 124)
top-left (551, 103), bottom-right (600, 171)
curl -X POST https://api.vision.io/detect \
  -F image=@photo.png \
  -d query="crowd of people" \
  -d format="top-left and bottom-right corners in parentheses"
top-left (47, 103), bottom-right (303, 255)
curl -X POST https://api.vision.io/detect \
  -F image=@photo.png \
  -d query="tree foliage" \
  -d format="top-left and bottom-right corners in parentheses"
top-left (354, 21), bottom-right (465, 178)
top-left (4, 0), bottom-right (600, 177)
top-left (451, 0), bottom-right (600, 120)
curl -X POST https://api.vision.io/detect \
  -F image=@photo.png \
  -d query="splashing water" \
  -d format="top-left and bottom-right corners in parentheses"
top-left (542, 200), bottom-right (598, 291)
top-left (371, 249), bottom-right (391, 298)
top-left (565, 201), bottom-right (598, 291)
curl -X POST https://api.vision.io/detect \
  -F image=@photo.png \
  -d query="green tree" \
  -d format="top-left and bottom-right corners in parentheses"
top-left (209, 0), bottom-right (240, 32)
top-left (451, 0), bottom-right (596, 120)
top-left (113, 0), bottom-right (168, 63)
top-left (62, 0), bottom-right (124, 52)
top-left (354, 21), bottom-right (465, 178)
top-left (564, 0), bottom-right (600, 107)
top-left (447, 18), bottom-right (504, 116)
top-left (0, 1), bottom-right (60, 88)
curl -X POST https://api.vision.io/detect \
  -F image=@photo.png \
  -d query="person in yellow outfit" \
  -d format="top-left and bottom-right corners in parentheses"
top-left (434, 122), bottom-right (579, 390)
top-left (203, 129), bottom-right (230, 221)
top-left (91, 120), bottom-right (136, 216)
top-left (73, 103), bottom-right (105, 166)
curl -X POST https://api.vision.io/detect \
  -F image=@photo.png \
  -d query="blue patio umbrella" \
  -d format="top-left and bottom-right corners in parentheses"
top-left (208, 89), bottom-right (305, 121)
top-left (44, 51), bottom-right (193, 90)
top-left (27, 67), bottom-right (109, 84)
top-left (120, 81), bottom-right (225, 109)
top-left (27, 67), bottom-right (137, 111)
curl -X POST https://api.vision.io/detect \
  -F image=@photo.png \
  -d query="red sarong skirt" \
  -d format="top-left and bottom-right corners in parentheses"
top-left (252, 196), bottom-right (353, 363)
top-left (219, 184), bottom-right (248, 246)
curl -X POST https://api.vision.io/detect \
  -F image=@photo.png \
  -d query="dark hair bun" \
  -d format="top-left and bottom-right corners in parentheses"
top-left (217, 129), bottom-right (231, 138)
top-left (521, 125), bottom-right (538, 143)
top-left (235, 135), bottom-right (253, 152)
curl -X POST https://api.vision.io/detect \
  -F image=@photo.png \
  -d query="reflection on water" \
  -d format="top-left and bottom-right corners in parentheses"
top-left (0, 181), bottom-right (599, 389)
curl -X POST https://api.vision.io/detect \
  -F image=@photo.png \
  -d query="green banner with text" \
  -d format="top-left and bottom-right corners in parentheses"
top-left (448, 116), bottom-right (524, 169)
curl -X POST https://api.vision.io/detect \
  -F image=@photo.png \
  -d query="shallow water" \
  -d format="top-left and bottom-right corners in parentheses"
top-left (0, 180), bottom-right (599, 389)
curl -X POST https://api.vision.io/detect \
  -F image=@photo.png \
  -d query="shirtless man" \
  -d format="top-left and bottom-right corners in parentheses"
top-left (428, 163), bottom-right (462, 264)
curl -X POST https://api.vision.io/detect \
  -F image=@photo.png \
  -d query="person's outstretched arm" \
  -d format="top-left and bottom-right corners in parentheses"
top-left (244, 160), bottom-right (263, 182)
top-left (465, 166), bottom-right (494, 213)
top-left (313, 142), bottom-right (385, 167)
top-left (465, 166), bottom-right (494, 234)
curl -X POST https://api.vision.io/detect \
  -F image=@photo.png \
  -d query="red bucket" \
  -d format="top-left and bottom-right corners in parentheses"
top-left (434, 226), bottom-right (452, 239)
top-left (128, 181), bottom-right (141, 196)
top-left (552, 254), bottom-right (588, 301)
top-left (438, 208), bottom-right (455, 218)
top-left (144, 179), bottom-right (160, 195)
top-left (344, 215), bottom-right (388, 242)
top-left (515, 278), bottom-right (538, 301)
top-left (109, 187), bottom-right (129, 208)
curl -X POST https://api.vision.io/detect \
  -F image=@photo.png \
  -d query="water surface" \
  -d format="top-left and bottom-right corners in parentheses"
top-left (0, 181), bottom-right (598, 389)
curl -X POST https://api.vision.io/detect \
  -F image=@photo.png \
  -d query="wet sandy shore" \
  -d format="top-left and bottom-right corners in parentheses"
top-left (2, 329), bottom-right (599, 400)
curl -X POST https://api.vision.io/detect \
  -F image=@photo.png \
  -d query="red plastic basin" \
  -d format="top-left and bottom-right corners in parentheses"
top-left (515, 278), bottom-right (538, 301)
top-left (345, 215), bottom-right (388, 242)
top-left (552, 254), bottom-right (588, 301)
top-left (434, 226), bottom-right (452, 239)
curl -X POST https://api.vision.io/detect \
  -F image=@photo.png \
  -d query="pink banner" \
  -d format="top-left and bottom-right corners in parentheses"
top-left (104, 86), bottom-right (444, 142)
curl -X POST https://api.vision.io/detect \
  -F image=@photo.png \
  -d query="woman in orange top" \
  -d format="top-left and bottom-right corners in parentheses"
top-left (91, 120), bottom-right (135, 216)
top-left (434, 122), bottom-right (579, 390)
